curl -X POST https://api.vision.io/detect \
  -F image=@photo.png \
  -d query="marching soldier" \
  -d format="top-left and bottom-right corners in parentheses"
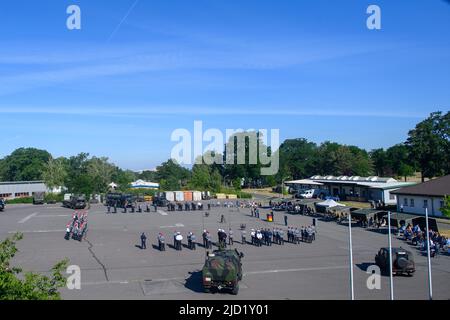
top-left (140, 232), bottom-right (147, 249)
top-left (158, 233), bottom-right (165, 251)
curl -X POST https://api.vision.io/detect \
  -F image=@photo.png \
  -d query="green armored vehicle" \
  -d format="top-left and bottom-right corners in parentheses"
top-left (202, 248), bottom-right (244, 295)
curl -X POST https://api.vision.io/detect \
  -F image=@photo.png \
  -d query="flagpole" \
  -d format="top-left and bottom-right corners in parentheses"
top-left (388, 211), bottom-right (394, 300)
top-left (348, 212), bottom-right (354, 300)
top-left (425, 207), bottom-right (433, 300)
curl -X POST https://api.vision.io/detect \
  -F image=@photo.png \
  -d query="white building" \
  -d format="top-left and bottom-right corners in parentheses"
top-left (130, 179), bottom-right (159, 189)
top-left (285, 175), bottom-right (416, 205)
top-left (391, 175), bottom-right (450, 217)
top-left (0, 181), bottom-right (47, 199)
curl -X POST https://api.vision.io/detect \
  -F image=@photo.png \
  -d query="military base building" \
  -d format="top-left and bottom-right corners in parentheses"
top-left (0, 181), bottom-right (48, 200)
top-left (285, 175), bottom-right (416, 206)
top-left (391, 174), bottom-right (450, 217)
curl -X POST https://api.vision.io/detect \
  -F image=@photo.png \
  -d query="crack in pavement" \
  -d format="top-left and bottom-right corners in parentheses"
top-left (85, 238), bottom-right (109, 282)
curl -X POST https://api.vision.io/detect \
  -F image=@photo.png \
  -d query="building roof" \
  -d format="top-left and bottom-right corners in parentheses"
top-left (391, 175), bottom-right (450, 197)
top-left (284, 179), bottom-right (323, 186)
top-left (0, 180), bottom-right (45, 185)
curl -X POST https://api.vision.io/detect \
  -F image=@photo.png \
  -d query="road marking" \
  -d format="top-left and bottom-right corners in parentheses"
top-left (244, 265), bottom-right (348, 276)
top-left (79, 267), bottom-right (348, 288)
top-left (159, 223), bottom-right (185, 229)
top-left (36, 215), bottom-right (70, 218)
top-left (18, 212), bottom-right (38, 224)
top-left (8, 229), bottom-right (64, 234)
top-left (157, 210), bottom-right (168, 216)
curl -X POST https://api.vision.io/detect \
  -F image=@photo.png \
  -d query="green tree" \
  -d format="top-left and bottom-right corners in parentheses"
top-left (0, 148), bottom-right (51, 181)
top-left (86, 157), bottom-right (116, 194)
top-left (370, 148), bottom-right (388, 176)
top-left (276, 138), bottom-right (317, 181)
top-left (42, 157), bottom-right (67, 190)
top-left (385, 144), bottom-right (415, 179)
top-left (441, 195), bottom-right (450, 218)
top-left (156, 159), bottom-right (190, 190)
top-left (0, 233), bottom-right (68, 300)
top-left (406, 111), bottom-right (450, 181)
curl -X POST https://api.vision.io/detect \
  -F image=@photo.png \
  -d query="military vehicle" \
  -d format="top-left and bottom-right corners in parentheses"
top-left (0, 198), bottom-right (5, 212)
top-left (152, 193), bottom-right (169, 207)
top-left (62, 195), bottom-right (87, 209)
top-left (375, 247), bottom-right (415, 276)
top-left (202, 248), bottom-right (244, 295)
top-left (33, 192), bottom-right (45, 205)
top-left (105, 192), bottom-right (137, 209)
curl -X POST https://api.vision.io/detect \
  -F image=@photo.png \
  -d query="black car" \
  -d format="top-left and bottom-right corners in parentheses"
top-left (0, 198), bottom-right (5, 211)
top-left (375, 247), bottom-right (415, 276)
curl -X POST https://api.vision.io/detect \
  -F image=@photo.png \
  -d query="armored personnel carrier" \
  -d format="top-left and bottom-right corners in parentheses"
top-left (201, 248), bottom-right (244, 295)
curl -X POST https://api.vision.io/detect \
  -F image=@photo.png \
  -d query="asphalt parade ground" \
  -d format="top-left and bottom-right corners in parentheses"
top-left (0, 202), bottom-right (449, 300)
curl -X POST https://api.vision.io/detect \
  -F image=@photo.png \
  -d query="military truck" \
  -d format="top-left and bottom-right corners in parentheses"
top-left (105, 192), bottom-right (137, 209)
top-left (202, 248), bottom-right (244, 295)
top-left (0, 198), bottom-right (5, 212)
top-left (63, 195), bottom-right (87, 209)
top-left (33, 192), bottom-right (45, 205)
top-left (375, 247), bottom-right (415, 276)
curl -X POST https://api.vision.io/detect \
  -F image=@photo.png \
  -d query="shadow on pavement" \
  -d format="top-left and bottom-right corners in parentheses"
top-left (184, 271), bottom-right (205, 293)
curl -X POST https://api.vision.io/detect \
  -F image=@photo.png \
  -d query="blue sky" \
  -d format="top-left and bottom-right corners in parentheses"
top-left (0, 0), bottom-right (449, 170)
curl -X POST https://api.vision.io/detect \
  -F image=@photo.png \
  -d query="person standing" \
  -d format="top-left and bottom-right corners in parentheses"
top-left (284, 215), bottom-right (288, 226)
top-left (158, 233), bottom-right (165, 251)
top-left (229, 229), bottom-right (234, 245)
top-left (241, 230), bottom-right (247, 245)
top-left (140, 232), bottom-right (147, 249)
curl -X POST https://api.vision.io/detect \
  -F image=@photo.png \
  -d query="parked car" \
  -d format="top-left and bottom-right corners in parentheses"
top-left (295, 189), bottom-right (329, 199)
top-left (375, 247), bottom-right (415, 276)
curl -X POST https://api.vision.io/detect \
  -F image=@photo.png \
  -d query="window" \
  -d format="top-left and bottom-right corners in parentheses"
top-left (403, 198), bottom-right (408, 206)
top-left (14, 192), bottom-right (30, 198)
top-left (410, 199), bottom-right (415, 207)
top-left (0, 193), bottom-right (12, 198)
top-left (423, 200), bottom-right (428, 208)
top-left (440, 201), bottom-right (444, 208)
top-left (389, 193), bottom-right (395, 200)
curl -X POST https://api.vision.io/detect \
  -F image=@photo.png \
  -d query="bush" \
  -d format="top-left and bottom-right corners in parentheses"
top-left (5, 197), bottom-right (33, 204)
top-left (44, 193), bottom-right (64, 203)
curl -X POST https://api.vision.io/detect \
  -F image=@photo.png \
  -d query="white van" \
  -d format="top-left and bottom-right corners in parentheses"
top-left (296, 189), bottom-right (329, 199)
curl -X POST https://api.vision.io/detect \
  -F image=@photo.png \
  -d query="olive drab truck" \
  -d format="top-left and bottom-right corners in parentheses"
top-left (201, 248), bottom-right (244, 295)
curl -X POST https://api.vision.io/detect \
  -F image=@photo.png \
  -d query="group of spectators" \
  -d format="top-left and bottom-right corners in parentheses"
top-left (402, 223), bottom-right (449, 256)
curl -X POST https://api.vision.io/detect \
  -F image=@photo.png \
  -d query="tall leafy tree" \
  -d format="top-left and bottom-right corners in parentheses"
top-left (406, 111), bottom-right (450, 181)
top-left (42, 157), bottom-right (67, 190)
top-left (156, 159), bottom-right (190, 190)
top-left (0, 148), bottom-right (51, 181)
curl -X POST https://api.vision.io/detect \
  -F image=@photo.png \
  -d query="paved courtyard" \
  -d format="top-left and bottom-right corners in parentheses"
top-left (0, 201), bottom-right (449, 300)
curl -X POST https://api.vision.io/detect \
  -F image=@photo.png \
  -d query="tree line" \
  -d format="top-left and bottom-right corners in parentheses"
top-left (0, 111), bottom-right (448, 195)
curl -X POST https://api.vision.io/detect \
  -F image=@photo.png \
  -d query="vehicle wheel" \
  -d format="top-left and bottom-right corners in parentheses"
top-left (231, 284), bottom-right (239, 295)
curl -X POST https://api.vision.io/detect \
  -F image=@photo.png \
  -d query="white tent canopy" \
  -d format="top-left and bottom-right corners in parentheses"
top-left (316, 199), bottom-right (346, 208)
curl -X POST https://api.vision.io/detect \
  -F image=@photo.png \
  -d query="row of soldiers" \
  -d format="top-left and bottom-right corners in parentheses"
top-left (167, 202), bottom-right (208, 211)
top-left (287, 226), bottom-right (316, 244)
top-left (65, 210), bottom-right (88, 242)
top-left (139, 225), bottom-right (317, 252)
top-left (107, 202), bottom-right (157, 213)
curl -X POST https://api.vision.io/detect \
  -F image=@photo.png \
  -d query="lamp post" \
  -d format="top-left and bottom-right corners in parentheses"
top-left (348, 212), bottom-right (354, 300)
top-left (388, 211), bottom-right (394, 300)
top-left (425, 207), bottom-right (433, 300)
